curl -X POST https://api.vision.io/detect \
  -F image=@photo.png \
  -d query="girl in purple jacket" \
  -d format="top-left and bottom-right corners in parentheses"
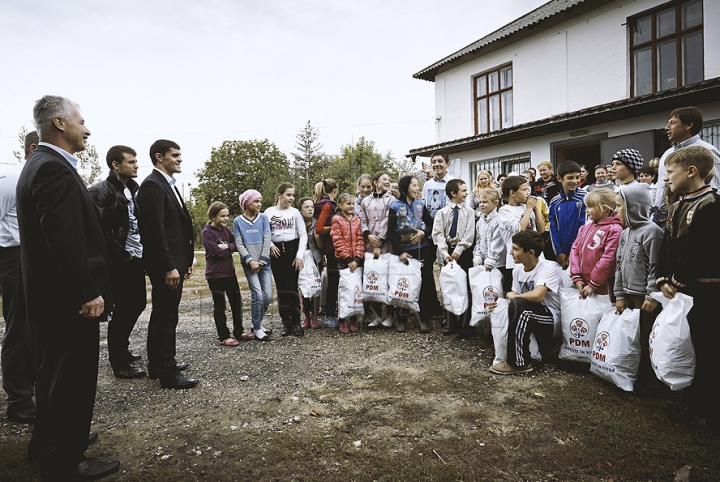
top-left (203, 202), bottom-right (253, 346)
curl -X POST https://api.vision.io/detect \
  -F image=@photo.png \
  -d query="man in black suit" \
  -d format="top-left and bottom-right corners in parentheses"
top-left (137, 139), bottom-right (197, 389)
top-left (17, 95), bottom-right (119, 480)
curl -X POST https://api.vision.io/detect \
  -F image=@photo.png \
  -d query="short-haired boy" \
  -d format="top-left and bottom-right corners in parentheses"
top-left (611, 149), bottom-right (643, 191)
top-left (492, 175), bottom-right (546, 292)
top-left (422, 151), bottom-right (455, 219)
top-left (657, 146), bottom-right (720, 432)
top-left (614, 183), bottom-right (664, 394)
top-left (549, 161), bottom-right (586, 269)
top-left (488, 231), bottom-right (561, 375)
top-left (432, 179), bottom-right (475, 337)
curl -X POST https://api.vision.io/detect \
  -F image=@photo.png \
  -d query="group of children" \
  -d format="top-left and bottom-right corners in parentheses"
top-left (200, 145), bottom-right (719, 433)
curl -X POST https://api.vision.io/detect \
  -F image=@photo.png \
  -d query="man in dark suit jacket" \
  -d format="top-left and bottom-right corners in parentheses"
top-left (137, 139), bottom-right (197, 389)
top-left (17, 95), bottom-right (119, 480)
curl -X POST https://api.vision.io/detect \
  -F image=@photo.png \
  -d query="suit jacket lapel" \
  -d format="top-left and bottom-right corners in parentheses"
top-left (153, 169), bottom-right (190, 221)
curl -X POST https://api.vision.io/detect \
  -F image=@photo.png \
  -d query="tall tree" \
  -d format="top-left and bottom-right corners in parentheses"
top-left (194, 139), bottom-right (292, 217)
top-left (291, 121), bottom-right (330, 197)
top-left (77, 143), bottom-right (102, 186)
top-left (324, 137), bottom-right (397, 194)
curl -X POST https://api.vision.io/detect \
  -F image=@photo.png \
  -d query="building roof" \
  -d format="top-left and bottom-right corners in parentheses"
top-left (414, 0), bottom-right (589, 82)
top-left (407, 78), bottom-right (720, 158)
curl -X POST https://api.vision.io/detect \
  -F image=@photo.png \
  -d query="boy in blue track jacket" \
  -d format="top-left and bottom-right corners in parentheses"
top-left (549, 161), bottom-right (586, 269)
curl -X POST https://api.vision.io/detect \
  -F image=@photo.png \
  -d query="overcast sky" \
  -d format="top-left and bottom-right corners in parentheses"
top-left (0, 0), bottom-right (547, 188)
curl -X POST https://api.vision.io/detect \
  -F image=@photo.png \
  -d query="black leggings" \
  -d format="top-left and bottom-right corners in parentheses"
top-left (271, 240), bottom-right (301, 326)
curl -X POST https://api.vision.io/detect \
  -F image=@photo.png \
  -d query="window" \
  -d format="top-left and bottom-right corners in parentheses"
top-left (630, 0), bottom-right (703, 97)
top-left (470, 153), bottom-right (530, 182)
top-left (473, 64), bottom-right (513, 134)
top-left (701, 120), bottom-right (720, 151)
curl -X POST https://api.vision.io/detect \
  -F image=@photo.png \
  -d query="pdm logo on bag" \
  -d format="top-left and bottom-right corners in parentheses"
top-left (569, 318), bottom-right (590, 347)
top-left (312, 266), bottom-right (321, 283)
top-left (395, 278), bottom-right (410, 299)
top-left (482, 286), bottom-right (499, 308)
top-left (354, 286), bottom-right (363, 305)
top-left (592, 331), bottom-right (611, 366)
top-left (365, 271), bottom-right (379, 291)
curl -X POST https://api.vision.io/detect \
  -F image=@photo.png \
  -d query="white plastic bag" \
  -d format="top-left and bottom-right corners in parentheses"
top-left (559, 288), bottom-right (612, 363)
top-left (469, 267), bottom-right (503, 326)
top-left (490, 298), bottom-right (541, 365)
top-left (362, 253), bottom-right (390, 303)
top-left (649, 292), bottom-right (695, 391)
top-left (387, 256), bottom-right (422, 312)
top-left (440, 261), bottom-right (468, 316)
top-left (338, 268), bottom-right (364, 319)
top-left (298, 251), bottom-right (322, 298)
top-left (590, 308), bottom-right (641, 391)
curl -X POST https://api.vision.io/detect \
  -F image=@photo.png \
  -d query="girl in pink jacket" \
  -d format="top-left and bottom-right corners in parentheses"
top-left (569, 189), bottom-right (623, 297)
top-left (330, 193), bottom-right (366, 333)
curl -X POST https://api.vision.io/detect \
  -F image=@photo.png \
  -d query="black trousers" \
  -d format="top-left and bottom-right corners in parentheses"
top-left (29, 317), bottom-right (99, 475)
top-left (270, 240), bottom-right (301, 326)
top-left (324, 254), bottom-right (339, 317)
top-left (107, 257), bottom-right (146, 369)
top-left (506, 297), bottom-right (555, 367)
top-left (207, 276), bottom-right (243, 339)
top-left (0, 245), bottom-right (38, 412)
top-left (147, 270), bottom-right (185, 379)
top-left (682, 284), bottom-right (720, 424)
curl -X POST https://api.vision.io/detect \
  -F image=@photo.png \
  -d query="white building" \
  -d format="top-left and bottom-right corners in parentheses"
top-left (409, 0), bottom-right (720, 184)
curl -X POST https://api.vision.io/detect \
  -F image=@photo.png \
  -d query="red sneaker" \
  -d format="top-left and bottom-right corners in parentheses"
top-left (301, 316), bottom-right (311, 329)
top-left (339, 320), bottom-right (350, 334)
top-left (348, 319), bottom-right (359, 332)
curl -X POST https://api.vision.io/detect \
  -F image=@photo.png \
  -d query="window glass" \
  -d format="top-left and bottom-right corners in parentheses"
top-left (682, 32), bottom-right (704, 85)
top-left (634, 15), bottom-right (652, 44)
top-left (501, 91), bottom-right (513, 128)
top-left (657, 40), bottom-right (677, 90)
top-left (656, 8), bottom-right (676, 37)
top-left (477, 100), bottom-right (488, 134)
top-left (489, 95), bottom-right (500, 131)
top-left (489, 72), bottom-right (499, 92)
top-left (682, 0), bottom-right (703, 29)
top-left (634, 47), bottom-right (653, 95)
top-left (476, 75), bottom-right (486, 96)
top-left (500, 66), bottom-right (512, 89)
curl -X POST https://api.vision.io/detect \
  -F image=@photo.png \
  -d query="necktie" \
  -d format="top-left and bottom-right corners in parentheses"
top-left (449, 205), bottom-right (459, 238)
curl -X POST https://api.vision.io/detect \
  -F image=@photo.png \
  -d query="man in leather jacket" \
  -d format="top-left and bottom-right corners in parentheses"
top-left (89, 146), bottom-right (146, 379)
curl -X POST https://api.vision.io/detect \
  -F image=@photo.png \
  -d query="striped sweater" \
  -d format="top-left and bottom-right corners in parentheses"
top-left (233, 213), bottom-right (272, 266)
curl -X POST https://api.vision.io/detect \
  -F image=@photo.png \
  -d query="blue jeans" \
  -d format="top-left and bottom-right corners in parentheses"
top-left (243, 263), bottom-right (273, 330)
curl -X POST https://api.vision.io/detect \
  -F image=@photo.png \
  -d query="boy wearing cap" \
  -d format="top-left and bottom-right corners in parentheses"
top-left (234, 189), bottom-right (274, 341)
top-left (611, 149), bottom-right (643, 191)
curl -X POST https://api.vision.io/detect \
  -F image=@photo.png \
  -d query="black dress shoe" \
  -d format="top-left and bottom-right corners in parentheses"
top-left (176, 362), bottom-right (189, 371)
top-left (149, 362), bottom-right (189, 379)
top-left (89, 431), bottom-right (98, 445)
top-left (126, 350), bottom-right (142, 362)
top-left (160, 374), bottom-right (198, 389)
top-left (281, 325), bottom-right (293, 336)
top-left (74, 457), bottom-right (120, 480)
top-left (113, 366), bottom-right (147, 379)
top-left (7, 404), bottom-right (37, 423)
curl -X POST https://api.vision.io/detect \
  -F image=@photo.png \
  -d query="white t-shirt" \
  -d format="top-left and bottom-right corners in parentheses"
top-left (497, 204), bottom-right (536, 269)
top-left (264, 206), bottom-right (307, 260)
top-left (512, 258), bottom-right (561, 322)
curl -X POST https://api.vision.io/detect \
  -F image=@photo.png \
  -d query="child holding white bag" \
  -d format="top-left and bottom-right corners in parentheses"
top-left (298, 197), bottom-right (322, 330)
top-left (614, 183), bottom-right (665, 394)
top-left (569, 189), bottom-right (623, 298)
top-left (432, 179), bottom-right (475, 338)
top-left (387, 175), bottom-right (435, 333)
top-left (330, 193), bottom-right (365, 334)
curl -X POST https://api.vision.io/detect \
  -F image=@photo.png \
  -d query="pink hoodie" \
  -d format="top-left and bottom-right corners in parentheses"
top-left (569, 215), bottom-right (623, 295)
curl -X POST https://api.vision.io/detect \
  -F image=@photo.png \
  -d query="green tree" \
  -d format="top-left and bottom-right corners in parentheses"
top-left (324, 137), bottom-right (397, 194)
top-left (13, 126), bottom-right (29, 161)
top-left (291, 121), bottom-right (331, 197)
top-left (77, 143), bottom-right (102, 186)
top-left (194, 139), bottom-right (292, 217)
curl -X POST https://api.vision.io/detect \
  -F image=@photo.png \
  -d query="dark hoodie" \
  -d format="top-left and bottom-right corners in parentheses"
top-left (613, 183), bottom-right (663, 301)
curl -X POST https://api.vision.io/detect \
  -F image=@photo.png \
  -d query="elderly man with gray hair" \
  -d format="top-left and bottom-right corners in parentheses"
top-left (16, 95), bottom-right (119, 480)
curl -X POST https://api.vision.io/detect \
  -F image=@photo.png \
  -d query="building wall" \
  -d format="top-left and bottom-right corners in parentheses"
top-left (433, 0), bottom-right (720, 144)
top-left (448, 101), bottom-right (720, 184)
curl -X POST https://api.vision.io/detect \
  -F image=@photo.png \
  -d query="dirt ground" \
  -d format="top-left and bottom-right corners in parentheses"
top-left (1, 259), bottom-right (719, 481)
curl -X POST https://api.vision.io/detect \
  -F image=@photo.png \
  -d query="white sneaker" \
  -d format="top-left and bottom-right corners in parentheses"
top-left (367, 315), bottom-right (382, 328)
top-left (255, 328), bottom-right (269, 341)
top-left (382, 316), bottom-right (395, 329)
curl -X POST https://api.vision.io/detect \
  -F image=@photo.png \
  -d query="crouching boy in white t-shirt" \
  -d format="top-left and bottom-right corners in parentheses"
top-left (487, 230), bottom-right (560, 375)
